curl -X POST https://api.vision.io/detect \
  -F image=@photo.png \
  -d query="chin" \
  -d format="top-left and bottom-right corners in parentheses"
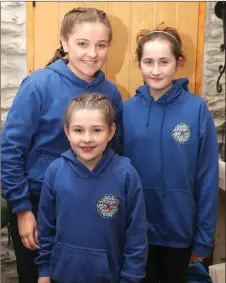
top-left (151, 83), bottom-right (171, 91)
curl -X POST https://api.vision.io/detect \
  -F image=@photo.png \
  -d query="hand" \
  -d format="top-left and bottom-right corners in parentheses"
top-left (17, 210), bottom-right (40, 250)
top-left (38, 277), bottom-right (51, 283)
top-left (189, 252), bottom-right (205, 264)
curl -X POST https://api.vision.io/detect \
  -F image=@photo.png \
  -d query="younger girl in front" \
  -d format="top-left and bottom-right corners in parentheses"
top-left (35, 93), bottom-right (148, 283)
top-left (123, 26), bottom-right (219, 283)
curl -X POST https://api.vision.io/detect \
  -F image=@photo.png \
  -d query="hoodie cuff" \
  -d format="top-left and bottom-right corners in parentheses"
top-left (192, 241), bottom-right (212, 257)
top-left (12, 199), bottom-right (33, 214)
top-left (38, 264), bottom-right (50, 277)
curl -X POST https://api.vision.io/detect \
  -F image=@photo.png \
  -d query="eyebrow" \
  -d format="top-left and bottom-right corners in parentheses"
top-left (71, 125), bottom-right (106, 127)
top-left (143, 57), bottom-right (171, 60)
top-left (75, 38), bottom-right (108, 43)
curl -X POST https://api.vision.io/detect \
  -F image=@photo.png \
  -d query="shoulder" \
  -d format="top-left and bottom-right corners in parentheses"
top-left (182, 91), bottom-right (211, 117)
top-left (115, 156), bottom-right (142, 199)
top-left (182, 91), bottom-right (206, 105)
top-left (123, 95), bottom-right (137, 107)
top-left (44, 156), bottom-right (66, 181)
top-left (115, 156), bottom-right (141, 183)
top-left (102, 79), bottom-right (122, 99)
top-left (180, 91), bottom-right (213, 132)
top-left (123, 85), bottom-right (144, 109)
top-left (103, 79), bottom-right (118, 91)
top-left (28, 67), bottom-right (56, 86)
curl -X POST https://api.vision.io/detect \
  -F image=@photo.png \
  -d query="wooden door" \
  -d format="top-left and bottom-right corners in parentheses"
top-left (27, 2), bottom-right (205, 100)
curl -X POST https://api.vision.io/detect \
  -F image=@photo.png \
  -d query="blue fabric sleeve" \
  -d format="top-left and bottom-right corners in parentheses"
top-left (1, 77), bottom-right (42, 213)
top-left (35, 174), bottom-right (56, 277)
top-left (120, 167), bottom-right (148, 283)
top-left (192, 113), bottom-right (219, 257)
top-left (111, 87), bottom-right (123, 155)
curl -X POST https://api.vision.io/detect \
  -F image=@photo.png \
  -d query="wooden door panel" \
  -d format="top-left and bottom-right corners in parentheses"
top-left (28, 2), bottom-right (203, 98)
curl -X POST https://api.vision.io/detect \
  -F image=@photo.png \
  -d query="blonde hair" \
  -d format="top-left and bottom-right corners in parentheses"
top-left (64, 93), bottom-right (115, 128)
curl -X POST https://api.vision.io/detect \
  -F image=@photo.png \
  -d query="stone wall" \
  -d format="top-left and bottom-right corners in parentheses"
top-left (202, 2), bottom-right (225, 265)
top-left (1, 2), bottom-right (27, 282)
top-left (1, 1), bottom-right (27, 129)
top-left (203, 1), bottom-right (225, 159)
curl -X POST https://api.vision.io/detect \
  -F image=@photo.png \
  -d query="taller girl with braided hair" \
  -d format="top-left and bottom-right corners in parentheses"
top-left (1, 7), bottom-right (123, 283)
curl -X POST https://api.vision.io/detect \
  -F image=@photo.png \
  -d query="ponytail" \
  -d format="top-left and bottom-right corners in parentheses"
top-left (45, 42), bottom-right (67, 67)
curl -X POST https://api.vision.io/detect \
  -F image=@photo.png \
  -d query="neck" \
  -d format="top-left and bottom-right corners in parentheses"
top-left (77, 154), bottom-right (103, 171)
top-left (149, 83), bottom-right (173, 101)
top-left (67, 62), bottom-right (94, 83)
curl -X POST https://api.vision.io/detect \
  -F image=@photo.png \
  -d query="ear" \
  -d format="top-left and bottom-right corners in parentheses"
top-left (64, 124), bottom-right (70, 141)
top-left (176, 56), bottom-right (184, 69)
top-left (60, 35), bottom-right (68, 53)
top-left (108, 123), bottom-right (116, 142)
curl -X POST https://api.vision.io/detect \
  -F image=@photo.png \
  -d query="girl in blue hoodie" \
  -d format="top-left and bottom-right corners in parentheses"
top-left (35, 93), bottom-right (148, 283)
top-left (1, 8), bottom-right (123, 283)
top-left (123, 26), bottom-right (219, 283)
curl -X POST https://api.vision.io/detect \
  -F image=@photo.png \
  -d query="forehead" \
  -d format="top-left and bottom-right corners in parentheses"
top-left (70, 22), bottom-right (109, 41)
top-left (142, 39), bottom-right (174, 59)
top-left (70, 109), bottom-right (106, 125)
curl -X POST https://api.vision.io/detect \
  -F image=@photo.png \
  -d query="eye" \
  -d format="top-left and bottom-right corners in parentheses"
top-left (160, 60), bottom-right (169, 65)
top-left (144, 60), bottom-right (153, 66)
top-left (97, 43), bottom-right (106, 48)
top-left (77, 42), bottom-right (86, 47)
top-left (93, 128), bottom-right (102, 133)
top-left (74, 129), bottom-right (82, 133)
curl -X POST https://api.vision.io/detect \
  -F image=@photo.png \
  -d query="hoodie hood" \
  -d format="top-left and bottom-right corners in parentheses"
top-left (46, 59), bottom-right (106, 87)
top-left (135, 77), bottom-right (189, 104)
top-left (135, 78), bottom-right (189, 127)
top-left (61, 148), bottom-right (117, 178)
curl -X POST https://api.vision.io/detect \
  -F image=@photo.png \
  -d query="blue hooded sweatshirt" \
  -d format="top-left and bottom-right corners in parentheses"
top-left (35, 148), bottom-right (148, 283)
top-left (1, 59), bottom-right (123, 214)
top-left (122, 78), bottom-right (219, 257)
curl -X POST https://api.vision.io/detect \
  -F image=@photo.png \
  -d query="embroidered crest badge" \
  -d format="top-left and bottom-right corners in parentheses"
top-left (172, 123), bottom-right (191, 144)
top-left (97, 194), bottom-right (119, 219)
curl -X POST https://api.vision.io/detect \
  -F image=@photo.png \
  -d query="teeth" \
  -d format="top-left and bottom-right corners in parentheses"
top-left (83, 60), bottom-right (96, 64)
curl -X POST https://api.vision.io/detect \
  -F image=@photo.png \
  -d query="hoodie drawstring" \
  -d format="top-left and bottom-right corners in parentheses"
top-left (160, 99), bottom-right (167, 190)
top-left (146, 100), bottom-right (153, 127)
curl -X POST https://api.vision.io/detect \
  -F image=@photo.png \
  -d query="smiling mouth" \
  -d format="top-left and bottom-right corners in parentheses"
top-left (81, 146), bottom-right (96, 152)
top-left (82, 60), bottom-right (97, 65)
top-left (151, 78), bottom-right (163, 81)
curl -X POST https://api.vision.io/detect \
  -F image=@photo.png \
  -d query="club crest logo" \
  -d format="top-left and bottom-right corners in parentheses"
top-left (172, 123), bottom-right (191, 144)
top-left (97, 194), bottom-right (119, 219)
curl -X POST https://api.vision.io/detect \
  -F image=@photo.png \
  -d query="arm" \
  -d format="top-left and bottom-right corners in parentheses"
top-left (192, 114), bottom-right (219, 257)
top-left (120, 167), bottom-right (148, 283)
top-left (35, 175), bottom-right (56, 277)
top-left (111, 87), bottom-right (123, 155)
top-left (1, 77), bottom-right (42, 213)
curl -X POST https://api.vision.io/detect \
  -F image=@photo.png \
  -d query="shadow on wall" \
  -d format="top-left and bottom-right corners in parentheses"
top-left (175, 33), bottom-right (196, 93)
top-left (107, 15), bottom-right (130, 101)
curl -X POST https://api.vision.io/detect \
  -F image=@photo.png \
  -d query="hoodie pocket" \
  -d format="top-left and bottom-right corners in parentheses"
top-left (143, 189), bottom-right (164, 236)
top-left (50, 242), bottom-right (111, 283)
top-left (27, 155), bottom-right (56, 184)
top-left (164, 190), bottom-right (196, 243)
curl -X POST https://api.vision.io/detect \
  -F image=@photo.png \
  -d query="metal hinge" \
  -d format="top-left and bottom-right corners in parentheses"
top-left (32, 1), bottom-right (36, 8)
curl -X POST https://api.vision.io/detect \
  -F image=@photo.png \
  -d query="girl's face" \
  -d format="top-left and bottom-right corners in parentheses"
top-left (61, 22), bottom-right (110, 83)
top-left (140, 39), bottom-right (179, 94)
top-left (64, 109), bottom-right (115, 171)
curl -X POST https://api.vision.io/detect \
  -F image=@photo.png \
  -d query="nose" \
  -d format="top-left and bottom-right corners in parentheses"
top-left (82, 132), bottom-right (93, 143)
top-left (152, 63), bottom-right (161, 76)
top-left (87, 46), bottom-right (98, 59)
